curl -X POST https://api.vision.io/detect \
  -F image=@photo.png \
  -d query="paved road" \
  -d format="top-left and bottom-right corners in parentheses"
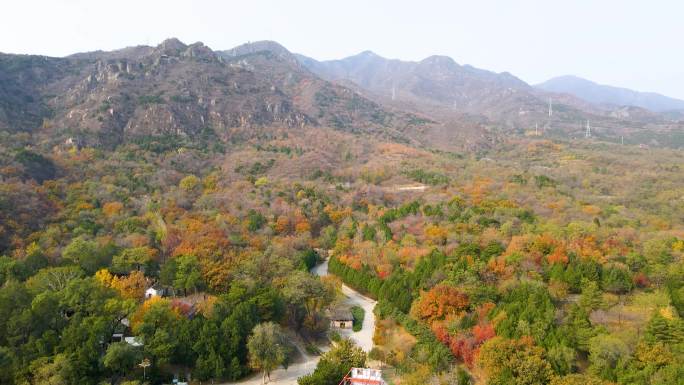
top-left (218, 331), bottom-right (320, 385)
top-left (313, 258), bottom-right (377, 352)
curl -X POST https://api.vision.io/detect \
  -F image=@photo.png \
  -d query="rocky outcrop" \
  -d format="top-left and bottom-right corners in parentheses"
top-left (0, 38), bottom-right (422, 147)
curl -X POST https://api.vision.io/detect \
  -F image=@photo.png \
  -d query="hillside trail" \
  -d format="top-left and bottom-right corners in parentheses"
top-left (219, 257), bottom-right (377, 385)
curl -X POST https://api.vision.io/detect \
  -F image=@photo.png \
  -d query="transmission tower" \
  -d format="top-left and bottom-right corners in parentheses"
top-left (585, 120), bottom-right (591, 138)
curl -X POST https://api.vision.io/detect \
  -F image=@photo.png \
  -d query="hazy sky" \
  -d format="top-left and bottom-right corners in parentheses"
top-left (3, 0), bottom-right (683, 99)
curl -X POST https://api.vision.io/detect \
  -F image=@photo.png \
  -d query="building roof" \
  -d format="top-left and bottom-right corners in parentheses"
top-left (348, 368), bottom-right (385, 384)
top-left (124, 336), bottom-right (143, 347)
top-left (146, 283), bottom-right (164, 291)
top-left (331, 309), bottom-right (353, 321)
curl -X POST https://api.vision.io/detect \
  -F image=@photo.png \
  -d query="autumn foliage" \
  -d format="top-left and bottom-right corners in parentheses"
top-left (410, 284), bottom-right (469, 323)
top-left (95, 269), bottom-right (148, 301)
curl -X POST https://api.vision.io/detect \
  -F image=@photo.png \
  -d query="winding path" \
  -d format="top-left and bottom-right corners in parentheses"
top-left (220, 258), bottom-right (377, 385)
top-left (312, 258), bottom-right (377, 352)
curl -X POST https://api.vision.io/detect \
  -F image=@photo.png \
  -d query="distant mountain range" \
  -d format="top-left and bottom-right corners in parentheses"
top-left (292, 45), bottom-right (684, 140)
top-left (295, 49), bottom-right (563, 126)
top-left (536, 75), bottom-right (684, 113)
top-left (1, 38), bottom-right (683, 150)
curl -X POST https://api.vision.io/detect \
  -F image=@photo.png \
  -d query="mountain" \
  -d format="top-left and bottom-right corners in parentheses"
top-left (536, 75), bottom-right (684, 113)
top-left (3, 39), bottom-right (683, 151)
top-left (294, 50), bottom-right (610, 130)
top-left (0, 39), bottom-right (426, 148)
top-left (296, 51), bottom-right (536, 119)
top-left (294, 50), bottom-right (684, 143)
top-left (220, 40), bottom-right (299, 65)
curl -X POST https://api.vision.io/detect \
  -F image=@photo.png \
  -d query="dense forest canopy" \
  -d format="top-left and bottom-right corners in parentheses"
top-left (1, 34), bottom-right (684, 385)
top-left (1, 124), bottom-right (684, 385)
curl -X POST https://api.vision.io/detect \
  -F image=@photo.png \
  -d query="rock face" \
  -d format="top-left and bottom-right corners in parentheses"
top-left (0, 39), bottom-right (423, 147)
top-left (3, 39), bottom-right (681, 149)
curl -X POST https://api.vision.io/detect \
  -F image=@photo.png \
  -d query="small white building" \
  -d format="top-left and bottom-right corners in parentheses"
top-left (330, 309), bottom-right (354, 329)
top-left (124, 336), bottom-right (143, 347)
top-left (145, 284), bottom-right (168, 299)
top-left (341, 368), bottom-right (385, 385)
top-left (145, 286), bottom-right (160, 299)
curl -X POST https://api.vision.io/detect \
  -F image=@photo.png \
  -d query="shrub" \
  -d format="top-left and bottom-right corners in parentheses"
top-left (534, 175), bottom-right (557, 189)
top-left (351, 306), bottom-right (365, 332)
top-left (403, 169), bottom-right (449, 185)
top-left (601, 265), bottom-right (633, 294)
top-left (137, 94), bottom-right (165, 105)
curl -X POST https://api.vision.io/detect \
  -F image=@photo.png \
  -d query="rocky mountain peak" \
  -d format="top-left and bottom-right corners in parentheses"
top-left (355, 50), bottom-right (381, 59)
top-left (182, 42), bottom-right (216, 60)
top-left (341, 50), bottom-right (386, 67)
top-left (418, 55), bottom-right (459, 70)
top-left (219, 40), bottom-right (302, 69)
top-left (0, 38), bottom-right (426, 147)
top-left (222, 40), bottom-right (292, 59)
top-left (157, 37), bottom-right (188, 56)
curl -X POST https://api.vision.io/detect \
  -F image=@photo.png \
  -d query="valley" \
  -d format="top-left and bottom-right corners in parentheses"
top-left (1, 34), bottom-right (684, 385)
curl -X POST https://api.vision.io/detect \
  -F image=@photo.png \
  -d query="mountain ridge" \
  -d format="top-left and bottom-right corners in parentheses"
top-left (2, 38), bottom-right (684, 151)
top-left (292, 47), bottom-right (612, 136)
top-left (536, 75), bottom-right (684, 113)
top-left (0, 38), bottom-right (428, 148)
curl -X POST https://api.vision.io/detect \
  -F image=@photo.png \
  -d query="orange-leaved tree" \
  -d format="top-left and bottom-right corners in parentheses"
top-left (410, 284), bottom-right (469, 324)
top-left (111, 270), bottom-right (148, 301)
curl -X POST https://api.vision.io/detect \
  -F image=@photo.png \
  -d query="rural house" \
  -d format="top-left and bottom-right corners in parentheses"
top-left (330, 309), bottom-right (354, 329)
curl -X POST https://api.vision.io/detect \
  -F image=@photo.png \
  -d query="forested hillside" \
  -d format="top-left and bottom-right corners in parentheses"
top-left (1, 38), bottom-right (684, 385)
